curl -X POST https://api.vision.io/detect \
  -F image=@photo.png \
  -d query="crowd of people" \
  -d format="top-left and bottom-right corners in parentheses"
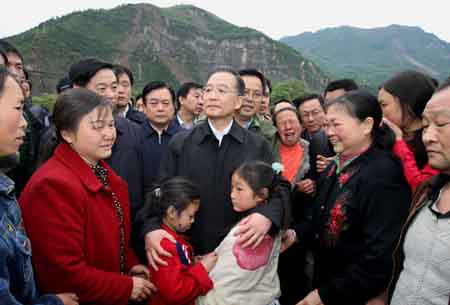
top-left (0, 37), bottom-right (449, 305)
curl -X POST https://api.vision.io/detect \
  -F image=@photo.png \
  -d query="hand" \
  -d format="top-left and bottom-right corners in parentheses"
top-left (366, 291), bottom-right (388, 305)
top-left (316, 155), bottom-right (332, 173)
top-left (382, 118), bottom-right (403, 140)
top-left (296, 289), bottom-right (323, 305)
top-left (145, 229), bottom-right (176, 271)
top-left (129, 264), bottom-right (150, 279)
top-left (56, 293), bottom-right (79, 305)
top-left (130, 277), bottom-right (157, 302)
top-left (199, 252), bottom-right (218, 272)
top-left (235, 213), bottom-right (272, 249)
top-left (296, 179), bottom-right (316, 195)
top-left (281, 229), bottom-right (297, 253)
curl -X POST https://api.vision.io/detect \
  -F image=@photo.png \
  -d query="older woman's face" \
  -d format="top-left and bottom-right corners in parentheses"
top-left (325, 103), bottom-right (373, 156)
top-left (0, 76), bottom-right (27, 156)
top-left (61, 106), bottom-right (116, 164)
top-left (276, 110), bottom-right (302, 146)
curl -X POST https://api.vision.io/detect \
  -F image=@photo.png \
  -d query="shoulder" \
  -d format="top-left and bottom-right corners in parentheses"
top-left (362, 149), bottom-right (403, 179)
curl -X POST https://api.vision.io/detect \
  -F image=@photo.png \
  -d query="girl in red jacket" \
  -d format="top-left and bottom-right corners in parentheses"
top-left (378, 70), bottom-right (438, 191)
top-left (136, 177), bottom-right (216, 305)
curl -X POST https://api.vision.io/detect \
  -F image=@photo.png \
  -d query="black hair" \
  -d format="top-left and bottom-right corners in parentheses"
top-left (137, 177), bottom-right (200, 223)
top-left (325, 90), bottom-right (395, 150)
top-left (206, 67), bottom-right (245, 96)
top-left (272, 107), bottom-right (302, 128)
top-left (142, 81), bottom-right (176, 106)
top-left (233, 161), bottom-right (291, 229)
top-left (293, 93), bottom-right (325, 110)
top-left (238, 68), bottom-right (266, 94)
top-left (0, 40), bottom-right (23, 62)
top-left (324, 79), bottom-right (359, 95)
top-left (265, 78), bottom-right (272, 96)
top-left (176, 82), bottom-right (202, 109)
top-left (38, 88), bottom-right (112, 165)
top-left (0, 48), bottom-right (8, 66)
top-left (0, 66), bottom-right (21, 99)
top-left (69, 58), bottom-right (115, 87)
top-left (381, 70), bottom-right (435, 124)
top-left (113, 65), bottom-right (134, 86)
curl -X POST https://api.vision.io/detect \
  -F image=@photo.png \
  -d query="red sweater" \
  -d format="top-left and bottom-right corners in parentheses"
top-left (149, 224), bottom-right (213, 305)
top-left (392, 139), bottom-right (438, 192)
top-left (19, 142), bottom-right (139, 305)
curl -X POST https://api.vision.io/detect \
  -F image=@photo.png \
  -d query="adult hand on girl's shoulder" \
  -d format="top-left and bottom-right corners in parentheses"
top-left (296, 289), bottom-right (323, 305)
top-left (235, 213), bottom-right (271, 249)
top-left (129, 264), bottom-right (150, 279)
top-left (199, 252), bottom-right (218, 272)
top-left (145, 229), bottom-right (176, 271)
top-left (56, 293), bottom-right (79, 305)
top-left (281, 229), bottom-right (297, 253)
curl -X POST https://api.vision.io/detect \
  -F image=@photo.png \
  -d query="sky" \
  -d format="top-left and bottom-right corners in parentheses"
top-left (1, 0), bottom-right (449, 42)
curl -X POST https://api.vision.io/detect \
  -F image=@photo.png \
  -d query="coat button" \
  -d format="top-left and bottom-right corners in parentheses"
top-left (320, 205), bottom-right (325, 210)
top-left (315, 234), bottom-right (319, 239)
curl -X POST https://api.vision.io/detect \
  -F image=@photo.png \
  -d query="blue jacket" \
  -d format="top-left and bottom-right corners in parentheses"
top-left (139, 120), bottom-right (181, 194)
top-left (0, 172), bottom-right (62, 305)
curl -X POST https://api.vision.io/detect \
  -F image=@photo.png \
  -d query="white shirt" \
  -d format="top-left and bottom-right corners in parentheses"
top-left (208, 119), bottom-right (233, 146)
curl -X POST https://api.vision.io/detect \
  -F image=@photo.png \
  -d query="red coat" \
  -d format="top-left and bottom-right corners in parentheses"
top-left (149, 224), bottom-right (213, 305)
top-left (392, 139), bottom-right (438, 191)
top-left (19, 142), bottom-right (139, 305)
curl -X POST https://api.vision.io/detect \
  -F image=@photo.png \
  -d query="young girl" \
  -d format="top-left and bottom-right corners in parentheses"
top-left (197, 161), bottom-right (295, 305)
top-left (137, 177), bottom-right (217, 305)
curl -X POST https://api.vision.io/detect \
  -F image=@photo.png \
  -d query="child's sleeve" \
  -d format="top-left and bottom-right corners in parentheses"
top-left (151, 239), bottom-right (213, 304)
top-left (392, 139), bottom-right (438, 191)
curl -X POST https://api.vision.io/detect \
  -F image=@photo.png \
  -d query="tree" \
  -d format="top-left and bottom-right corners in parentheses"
top-left (271, 79), bottom-right (310, 104)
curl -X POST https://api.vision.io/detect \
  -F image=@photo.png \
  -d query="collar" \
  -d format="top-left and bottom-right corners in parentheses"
top-left (177, 114), bottom-right (194, 129)
top-left (195, 120), bottom-right (245, 145)
top-left (143, 120), bottom-right (180, 137)
top-left (161, 223), bottom-right (188, 243)
top-left (208, 119), bottom-right (233, 140)
top-left (249, 115), bottom-right (261, 129)
top-left (428, 185), bottom-right (450, 219)
top-left (53, 142), bottom-right (105, 192)
top-left (334, 145), bottom-right (370, 175)
top-left (0, 172), bottom-right (14, 195)
top-left (428, 173), bottom-right (450, 203)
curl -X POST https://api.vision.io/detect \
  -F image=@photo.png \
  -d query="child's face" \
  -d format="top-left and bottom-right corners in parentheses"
top-left (230, 173), bottom-right (263, 212)
top-left (167, 200), bottom-right (200, 233)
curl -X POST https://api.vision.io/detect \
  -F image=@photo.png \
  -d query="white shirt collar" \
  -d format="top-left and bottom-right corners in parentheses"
top-left (208, 119), bottom-right (233, 146)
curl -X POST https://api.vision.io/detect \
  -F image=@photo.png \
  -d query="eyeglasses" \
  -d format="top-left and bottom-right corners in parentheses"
top-left (202, 86), bottom-right (238, 97)
top-left (243, 89), bottom-right (263, 99)
top-left (301, 110), bottom-right (324, 119)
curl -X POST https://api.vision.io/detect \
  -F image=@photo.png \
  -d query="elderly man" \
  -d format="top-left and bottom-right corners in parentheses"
top-left (136, 68), bottom-right (288, 268)
top-left (388, 79), bottom-right (450, 305)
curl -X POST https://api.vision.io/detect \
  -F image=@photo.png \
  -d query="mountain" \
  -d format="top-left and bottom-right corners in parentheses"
top-left (7, 4), bottom-right (327, 94)
top-left (280, 25), bottom-right (450, 89)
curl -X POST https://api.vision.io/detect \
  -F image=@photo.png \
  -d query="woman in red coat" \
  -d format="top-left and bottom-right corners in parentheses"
top-left (20, 88), bottom-right (155, 305)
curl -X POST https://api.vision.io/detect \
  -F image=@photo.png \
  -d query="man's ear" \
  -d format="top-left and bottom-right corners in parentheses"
top-left (234, 95), bottom-right (243, 111)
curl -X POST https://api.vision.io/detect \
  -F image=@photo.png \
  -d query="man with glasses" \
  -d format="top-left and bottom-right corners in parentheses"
top-left (294, 94), bottom-right (334, 177)
top-left (234, 69), bottom-right (276, 142)
top-left (137, 68), bottom-right (287, 269)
